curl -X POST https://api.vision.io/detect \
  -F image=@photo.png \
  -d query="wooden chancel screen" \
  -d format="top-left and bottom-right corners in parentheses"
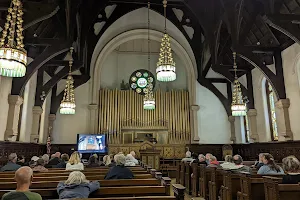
top-left (98, 89), bottom-right (190, 158)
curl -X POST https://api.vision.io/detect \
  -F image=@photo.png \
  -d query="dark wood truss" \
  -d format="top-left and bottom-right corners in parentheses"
top-left (2, 0), bottom-right (298, 115)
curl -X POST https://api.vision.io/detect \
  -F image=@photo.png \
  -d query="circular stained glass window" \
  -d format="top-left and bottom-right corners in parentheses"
top-left (129, 69), bottom-right (155, 95)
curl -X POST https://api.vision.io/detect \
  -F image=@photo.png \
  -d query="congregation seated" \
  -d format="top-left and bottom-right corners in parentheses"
top-left (1, 153), bottom-right (21, 172)
top-left (254, 153), bottom-right (265, 170)
top-left (105, 153), bottom-right (134, 180)
top-left (220, 155), bottom-right (235, 169)
top-left (225, 154), bottom-right (251, 173)
top-left (48, 152), bottom-right (61, 167)
top-left (2, 166), bottom-right (42, 200)
top-left (205, 153), bottom-right (213, 165)
top-left (66, 152), bottom-right (84, 171)
top-left (191, 154), bottom-right (207, 166)
top-left (55, 154), bottom-right (69, 168)
top-left (257, 153), bottom-right (284, 175)
top-left (57, 171), bottom-right (100, 199)
top-left (282, 156), bottom-right (300, 184)
top-left (130, 151), bottom-right (139, 164)
top-left (102, 155), bottom-right (114, 167)
top-left (32, 158), bottom-right (48, 172)
top-left (87, 155), bottom-right (100, 168)
top-left (181, 151), bottom-right (193, 162)
top-left (16, 155), bottom-right (26, 166)
top-left (207, 156), bottom-right (220, 168)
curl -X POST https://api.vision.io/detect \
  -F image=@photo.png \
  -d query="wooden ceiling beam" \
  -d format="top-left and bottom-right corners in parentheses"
top-left (25, 38), bottom-right (66, 46)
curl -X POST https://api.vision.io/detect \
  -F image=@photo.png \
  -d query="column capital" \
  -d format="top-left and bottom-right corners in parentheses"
top-left (32, 106), bottom-right (43, 115)
top-left (228, 116), bottom-right (235, 123)
top-left (190, 105), bottom-right (200, 111)
top-left (247, 109), bottom-right (257, 116)
top-left (8, 95), bottom-right (23, 105)
top-left (88, 104), bottom-right (98, 110)
top-left (275, 99), bottom-right (290, 109)
top-left (48, 114), bottom-right (56, 121)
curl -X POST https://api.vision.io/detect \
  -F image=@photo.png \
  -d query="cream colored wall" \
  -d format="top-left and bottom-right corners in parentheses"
top-left (52, 82), bottom-right (90, 144)
top-left (0, 77), bottom-right (12, 140)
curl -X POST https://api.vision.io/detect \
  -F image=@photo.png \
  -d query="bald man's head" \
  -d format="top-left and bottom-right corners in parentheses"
top-left (15, 166), bottom-right (33, 185)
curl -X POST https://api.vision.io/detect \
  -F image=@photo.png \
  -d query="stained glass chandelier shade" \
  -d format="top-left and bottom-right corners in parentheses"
top-left (60, 48), bottom-right (76, 115)
top-left (156, 0), bottom-right (176, 82)
top-left (231, 52), bottom-right (247, 117)
top-left (0, 0), bottom-right (27, 77)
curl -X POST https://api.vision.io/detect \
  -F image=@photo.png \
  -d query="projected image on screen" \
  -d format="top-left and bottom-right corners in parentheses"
top-left (77, 134), bottom-right (107, 153)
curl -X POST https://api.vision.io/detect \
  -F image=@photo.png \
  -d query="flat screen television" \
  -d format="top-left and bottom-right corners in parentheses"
top-left (77, 134), bottom-right (108, 154)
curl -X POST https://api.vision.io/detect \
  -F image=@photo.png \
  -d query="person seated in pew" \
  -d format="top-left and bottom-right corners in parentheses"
top-left (207, 156), bottom-right (220, 168)
top-left (57, 171), bottom-right (100, 199)
top-left (125, 154), bottom-right (137, 166)
top-left (32, 158), bottom-right (48, 172)
top-left (190, 154), bottom-right (207, 166)
top-left (257, 153), bottom-right (284, 175)
top-left (224, 155), bottom-right (251, 173)
top-left (130, 151), bottom-right (139, 164)
top-left (17, 155), bottom-right (26, 166)
top-left (282, 156), bottom-right (300, 184)
top-left (253, 153), bottom-right (265, 170)
top-left (104, 153), bottom-right (134, 180)
top-left (2, 166), bottom-right (42, 200)
top-left (205, 153), bottom-right (213, 165)
top-left (101, 155), bottom-right (112, 167)
top-left (66, 152), bottom-right (84, 171)
top-left (87, 155), bottom-right (100, 168)
top-left (55, 154), bottom-right (69, 168)
top-left (220, 155), bottom-right (235, 169)
top-left (41, 154), bottom-right (49, 167)
top-left (47, 152), bottom-right (62, 167)
top-left (1, 153), bottom-right (21, 172)
top-left (181, 151), bottom-right (193, 162)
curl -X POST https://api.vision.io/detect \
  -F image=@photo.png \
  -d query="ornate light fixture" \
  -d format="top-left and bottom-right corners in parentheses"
top-left (231, 52), bottom-right (247, 117)
top-left (144, 2), bottom-right (155, 110)
top-left (156, 0), bottom-right (176, 82)
top-left (0, 0), bottom-right (27, 77)
top-left (60, 47), bottom-right (76, 115)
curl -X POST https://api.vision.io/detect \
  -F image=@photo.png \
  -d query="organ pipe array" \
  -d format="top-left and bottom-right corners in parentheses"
top-left (98, 89), bottom-right (190, 144)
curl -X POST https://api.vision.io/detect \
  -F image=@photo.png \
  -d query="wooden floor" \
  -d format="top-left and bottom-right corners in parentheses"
top-left (171, 179), bottom-right (204, 200)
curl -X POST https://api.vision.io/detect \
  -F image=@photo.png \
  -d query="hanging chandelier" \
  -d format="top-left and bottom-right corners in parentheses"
top-left (156, 0), bottom-right (176, 82)
top-left (231, 52), bottom-right (247, 117)
top-left (60, 47), bottom-right (76, 115)
top-left (0, 0), bottom-right (27, 77)
top-left (144, 2), bottom-right (155, 110)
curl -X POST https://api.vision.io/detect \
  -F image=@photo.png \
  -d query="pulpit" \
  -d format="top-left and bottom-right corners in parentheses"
top-left (140, 148), bottom-right (161, 170)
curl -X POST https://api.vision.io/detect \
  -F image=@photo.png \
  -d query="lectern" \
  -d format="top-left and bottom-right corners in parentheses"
top-left (139, 148), bottom-right (161, 170)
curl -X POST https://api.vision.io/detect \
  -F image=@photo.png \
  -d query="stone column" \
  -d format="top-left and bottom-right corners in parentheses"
top-left (247, 109), bottom-right (259, 142)
top-left (48, 114), bottom-right (56, 137)
top-left (190, 105), bottom-right (200, 143)
top-left (30, 106), bottom-right (43, 143)
top-left (228, 116), bottom-right (236, 143)
top-left (275, 99), bottom-right (293, 141)
top-left (88, 104), bottom-right (99, 133)
top-left (4, 95), bottom-right (23, 141)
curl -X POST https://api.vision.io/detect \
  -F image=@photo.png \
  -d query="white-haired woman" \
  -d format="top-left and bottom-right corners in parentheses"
top-left (102, 155), bottom-right (113, 167)
top-left (57, 171), bottom-right (100, 198)
top-left (104, 154), bottom-right (134, 180)
top-left (66, 152), bottom-right (84, 171)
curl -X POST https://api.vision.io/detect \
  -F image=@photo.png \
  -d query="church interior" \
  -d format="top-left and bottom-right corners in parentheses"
top-left (0, 0), bottom-right (300, 199)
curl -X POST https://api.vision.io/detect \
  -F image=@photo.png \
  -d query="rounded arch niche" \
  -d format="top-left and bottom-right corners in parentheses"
top-left (89, 29), bottom-right (200, 142)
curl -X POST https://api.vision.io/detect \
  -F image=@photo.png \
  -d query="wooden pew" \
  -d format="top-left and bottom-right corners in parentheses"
top-left (237, 174), bottom-right (284, 200)
top-left (264, 176), bottom-right (300, 200)
top-left (179, 161), bottom-right (185, 186)
top-left (199, 164), bottom-right (211, 199)
top-left (0, 174), bottom-right (153, 182)
top-left (0, 179), bottom-right (186, 200)
top-left (184, 162), bottom-right (192, 194)
top-left (191, 163), bottom-right (199, 197)
top-left (220, 170), bottom-right (240, 200)
top-left (208, 168), bottom-right (223, 200)
top-left (176, 161), bottom-right (181, 184)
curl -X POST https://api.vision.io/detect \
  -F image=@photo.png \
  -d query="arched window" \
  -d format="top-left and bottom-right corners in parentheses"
top-left (243, 115), bottom-right (250, 143)
top-left (265, 80), bottom-right (278, 141)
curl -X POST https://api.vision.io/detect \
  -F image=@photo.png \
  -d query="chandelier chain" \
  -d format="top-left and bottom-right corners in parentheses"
top-left (148, 2), bottom-right (150, 70)
top-left (163, 0), bottom-right (167, 33)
